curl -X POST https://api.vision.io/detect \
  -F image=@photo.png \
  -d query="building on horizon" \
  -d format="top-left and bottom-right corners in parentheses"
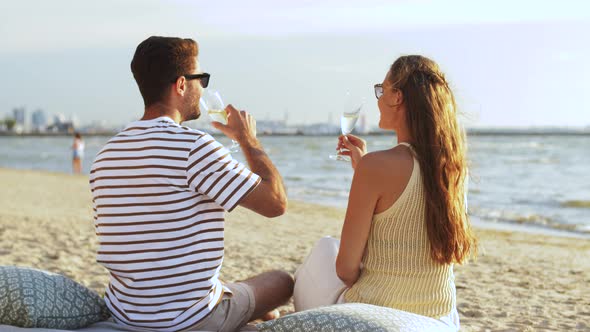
top-left (12, 107), bottom-right (28, 133)
top-left (46, 112), bottom-right (75, 133)
top-left (298, 123), bottom-right (339, 135)
top-left (70, 114), bottom-right (80, 129)
top-left (257, 120), bottom-right (292, 135)
top-left (81, 120), bottom-right (125, 134)
top-left (357, 113), bottom-right (369, 134)
top-left (32, 109), bottom-right (48, 132)
top-left (53, 113), bottom-right (66, 126)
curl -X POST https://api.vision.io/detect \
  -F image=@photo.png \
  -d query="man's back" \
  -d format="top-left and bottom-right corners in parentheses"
top-left (90, 116), bottom-right (260, 331)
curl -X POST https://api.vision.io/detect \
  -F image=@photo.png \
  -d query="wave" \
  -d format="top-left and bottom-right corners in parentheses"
top-left (561, 200), bottom-right (590, 208)
top-left (289, 187), bottom-right (349, 199)
top-left (470, 141), bottom-right (547, 150)
top-left (469, 207), bottom-right (588, 234)
top-left (518, 158), bottom-right (559, 164)
top-left (285, 176), bottom-right (304, 182)
top-left (303, 142), bottom-right (322, 151)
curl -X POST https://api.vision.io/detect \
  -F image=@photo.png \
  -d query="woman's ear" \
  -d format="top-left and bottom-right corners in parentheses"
top-left (394, 89), bottom-right (404, 106)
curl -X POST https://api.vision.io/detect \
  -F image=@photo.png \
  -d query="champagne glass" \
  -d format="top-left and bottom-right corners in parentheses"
top-left (200, 89), bottom-right (240, 153)
top-left (329, 92), bottom-right (364, 161)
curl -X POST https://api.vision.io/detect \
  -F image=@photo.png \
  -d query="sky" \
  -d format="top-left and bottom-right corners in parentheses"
top-left (1, 0), bottom-right (589, 128)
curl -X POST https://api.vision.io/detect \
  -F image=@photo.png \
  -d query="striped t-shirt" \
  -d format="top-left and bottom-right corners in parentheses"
top-left (89, 116), bottom-right (260, 331)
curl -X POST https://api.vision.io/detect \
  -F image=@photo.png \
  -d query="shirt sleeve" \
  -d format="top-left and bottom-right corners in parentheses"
top-left (186, 134), bottom-right (261, 211)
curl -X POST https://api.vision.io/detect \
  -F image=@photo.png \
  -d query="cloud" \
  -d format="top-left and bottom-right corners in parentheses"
top-left (553, 51), bottom-right (581, 62)
top-left (2, 0), bottom-right (589, 52)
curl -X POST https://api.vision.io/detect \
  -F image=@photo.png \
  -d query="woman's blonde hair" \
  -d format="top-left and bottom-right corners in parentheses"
top-left (389, 55), bottom-right (477, 264)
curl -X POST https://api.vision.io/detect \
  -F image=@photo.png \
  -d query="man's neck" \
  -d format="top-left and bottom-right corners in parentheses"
top-left (141, 102), bottom-right (183, 123)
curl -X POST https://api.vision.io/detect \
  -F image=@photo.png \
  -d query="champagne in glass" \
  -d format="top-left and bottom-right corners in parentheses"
top-left (341, 108), bottom-right (361, 135)
top-left (200, 89), bottom-right (240, 153)
top-left (329, 93), bottom-right (364, 161)
top-left (207, 109), bottom-right (228, 124)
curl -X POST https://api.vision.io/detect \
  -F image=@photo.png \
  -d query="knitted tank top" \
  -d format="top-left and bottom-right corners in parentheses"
top-left (344, 143), bottom-right (456, 318)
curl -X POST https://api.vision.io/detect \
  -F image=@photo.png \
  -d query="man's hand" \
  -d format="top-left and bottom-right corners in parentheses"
top-left (211, 104), bottom-right (286, 217)
top-left (210, 104), bottom-right (257, 145)
top-left (337, 134), bottom-right (367, 170)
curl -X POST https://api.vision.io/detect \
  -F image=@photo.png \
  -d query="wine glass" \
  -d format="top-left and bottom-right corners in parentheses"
top-left (329, 92), bottom-right (364, 161)
top-left (199, 89), bottom-right (240, 153)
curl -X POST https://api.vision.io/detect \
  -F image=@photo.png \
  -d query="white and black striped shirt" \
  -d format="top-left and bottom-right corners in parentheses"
top-left (90, 116), bottom-right (260, 331)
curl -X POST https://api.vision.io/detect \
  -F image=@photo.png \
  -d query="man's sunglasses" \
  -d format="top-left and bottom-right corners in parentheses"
top-left (171, 73), bottom-right (210, 88)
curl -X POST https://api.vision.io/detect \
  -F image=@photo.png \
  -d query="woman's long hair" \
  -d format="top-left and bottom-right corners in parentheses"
top-left (389, 55), bottom-right (477, 264)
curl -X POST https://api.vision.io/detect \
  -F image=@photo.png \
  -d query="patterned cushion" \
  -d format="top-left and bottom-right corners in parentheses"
top-left (257, 303), bottom-right (455, 332)
top-left (0, 266), bottom-right (110, 329)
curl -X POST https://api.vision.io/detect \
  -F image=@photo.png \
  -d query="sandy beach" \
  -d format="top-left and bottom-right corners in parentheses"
top-left (0, 168), bottom-right (588, 331)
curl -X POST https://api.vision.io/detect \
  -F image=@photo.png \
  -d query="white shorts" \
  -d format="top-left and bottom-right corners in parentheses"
top-left (293, 236), bottom-right (460, 331)
top-left (293, 236), bottom-right (348, 312)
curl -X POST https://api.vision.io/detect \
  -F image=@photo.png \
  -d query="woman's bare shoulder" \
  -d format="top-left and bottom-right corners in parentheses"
top-left (362, 147), bottom-right (413, 170)
top-left (356, 147), bottom-right (415, 210)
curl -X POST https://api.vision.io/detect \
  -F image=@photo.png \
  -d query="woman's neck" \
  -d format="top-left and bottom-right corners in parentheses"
top-left (395, 126), bottom-right (413, 145)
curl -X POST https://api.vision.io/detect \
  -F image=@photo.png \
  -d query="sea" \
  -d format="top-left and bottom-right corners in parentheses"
top-left (1, 134), bottom-right (589, 237)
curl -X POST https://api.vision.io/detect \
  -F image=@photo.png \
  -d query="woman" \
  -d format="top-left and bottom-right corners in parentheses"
top-left (72, 132), bottom-right (84, 174)
top-left (293, 55), bottom-right (477, 330)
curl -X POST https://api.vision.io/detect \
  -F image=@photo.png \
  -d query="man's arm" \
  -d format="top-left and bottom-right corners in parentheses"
top-left (212, 105), bottom-right (287, 218)
top-left (238, 136), bottom-right (287, 217)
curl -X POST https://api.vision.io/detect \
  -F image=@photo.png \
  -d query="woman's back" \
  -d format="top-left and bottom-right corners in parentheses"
top-left (369, 144), bottom-right (414, 215)
top-left (344, 143), bottom-right (456, 319)
top-left (294, 55), bottom-right (473, 332)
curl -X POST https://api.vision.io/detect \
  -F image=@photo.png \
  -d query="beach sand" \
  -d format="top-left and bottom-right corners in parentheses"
top-left (0, 168), bottom-right (588, 331)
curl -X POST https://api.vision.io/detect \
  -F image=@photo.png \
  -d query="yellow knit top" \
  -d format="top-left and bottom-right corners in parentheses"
top-left (344, 143), bottom-right (456, 318)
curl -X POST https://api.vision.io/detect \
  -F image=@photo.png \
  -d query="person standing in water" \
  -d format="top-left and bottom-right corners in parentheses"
top-left (72, 132), bottom-right (84, 174)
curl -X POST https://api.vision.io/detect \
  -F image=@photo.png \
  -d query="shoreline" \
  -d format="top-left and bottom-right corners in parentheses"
top-left (1, 166), bottom-right (588, 239)
top-left (471, 217), bottom-right (590, 240)
top-left (299, 197), bottom-right (590, 240)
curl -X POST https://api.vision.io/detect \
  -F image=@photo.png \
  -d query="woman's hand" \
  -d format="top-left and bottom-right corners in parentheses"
top-left (338, 134), bottom-right (367, 169)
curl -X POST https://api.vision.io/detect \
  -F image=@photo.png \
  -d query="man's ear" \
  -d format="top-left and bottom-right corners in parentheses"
top-left (174, 76), bottom-right (187, 96)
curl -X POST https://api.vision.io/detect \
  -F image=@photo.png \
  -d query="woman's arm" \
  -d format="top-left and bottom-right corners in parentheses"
top-left (336, 154), bottom-right (380, 287)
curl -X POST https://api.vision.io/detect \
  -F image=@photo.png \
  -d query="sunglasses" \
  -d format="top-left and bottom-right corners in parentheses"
top-left (171, 73), bottom-right (210, 88)
top-left (374, 84), bottom-right (400, 99)
top-left (374, 84), bottom-right (383, 99)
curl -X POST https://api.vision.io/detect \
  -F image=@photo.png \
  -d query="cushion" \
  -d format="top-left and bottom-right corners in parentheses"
top-left (0, 266), bottom-right (110, 329)
top-left (256, 303), bottom-right (456, 332)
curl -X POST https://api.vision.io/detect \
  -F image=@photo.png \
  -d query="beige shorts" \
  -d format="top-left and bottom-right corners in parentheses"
top-left (188, 282), bottom-right (256, 332)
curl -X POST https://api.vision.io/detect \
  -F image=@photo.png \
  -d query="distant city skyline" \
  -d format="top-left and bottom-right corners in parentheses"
top-left (3, 107), bottom-right (589, 138)
top-left (1, 1), bottom-right (589, 128)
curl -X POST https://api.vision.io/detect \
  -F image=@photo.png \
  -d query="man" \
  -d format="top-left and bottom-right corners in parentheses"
top-left (89, 36), bottom-right (292, 332)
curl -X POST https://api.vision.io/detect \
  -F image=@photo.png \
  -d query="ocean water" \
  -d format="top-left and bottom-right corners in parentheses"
top-left (1, 134), bottom-right (589, 235)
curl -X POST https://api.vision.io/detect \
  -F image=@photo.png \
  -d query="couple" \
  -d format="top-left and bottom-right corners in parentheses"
top-left (89, 36), bottom-right (477, 332)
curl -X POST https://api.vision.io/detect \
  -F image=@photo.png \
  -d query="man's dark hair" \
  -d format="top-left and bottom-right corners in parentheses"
top-left (131, 36), bottom-right (199, 107)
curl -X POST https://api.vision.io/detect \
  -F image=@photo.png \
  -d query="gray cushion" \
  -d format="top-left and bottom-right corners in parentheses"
top-left (0, 266), bottom-right (110, 329)
top-left (256, 303), bottom-right (455, 332)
